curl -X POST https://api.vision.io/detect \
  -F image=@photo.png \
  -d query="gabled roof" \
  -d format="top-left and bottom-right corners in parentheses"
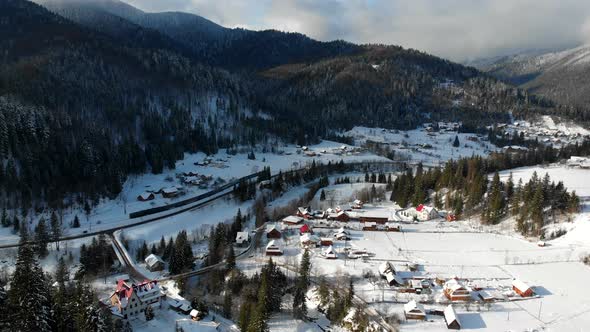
top-left (404, 300), bottom-right (424, 314)
top-left (444, 305), bottom-right (460, 325)
top-left (266, 224), bottom-right (280, 233)
top-left (300, 224), bottom-right (312, 233)
top-left (512, 279), bottom-right (531, 292)
top-left (145, 254), bottom-right (164, 267)
top-left (236, 231), bottom-right (249, 241)
top-left (283, 215), bottom-right (304, 224)
top-left (298, 207), bottom-right (310, 215)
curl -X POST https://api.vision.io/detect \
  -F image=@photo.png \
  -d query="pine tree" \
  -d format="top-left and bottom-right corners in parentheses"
top-left (238, 302), bottom-right (252, 332)
top-left (223, 289), bottom-right (233, 319)
top-left (50, 211), bottom-right (62, 250)
top-left (8, 237), bottom-right (52, 332)
top-left (226, 245), bottom-right (236, 271)
top-left (293, 250), bottom-right (311, 319)
top-left (248, 272), bottom-right (269, 332)
top-left (453, 135), bottom-right (460, 147)
top-left (320, 189), bottom-right (326, 201)
top-left (72, 215), bottom-right (81, 228)
top-left (0, 208), bottom-right (8, 227)
top-left (35, 217), bottom-right (50, 257)
top-left (530, 185), bottom-right (545, 235)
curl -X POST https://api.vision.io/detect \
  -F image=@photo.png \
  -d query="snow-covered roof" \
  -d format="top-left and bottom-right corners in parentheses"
top-left (162, 187), bottom-right (178, 194)
top-left (404, 300), bottom-right (424, 314)
top-left (512, 279), bottom-right (531, 291)
top-left (138, 192), bottom-right (153, 199)
top-left (190, 309), bottom-right (199, 318)
top-left (379, 262), bottom-right (393, 275)
top-left (444, 304), bottom-right (460, 325)
top-left (266, 224), bottom-right (280, 233)
top-left (323, 245), bottom-right (335, 254)
top-left (236, 231), bottom-right (249, 241)
top-left (444, 279), bottom-right (466, 293)
top-left (145, 253), bottom-right (164, 267)
top-left (283, 215), bottom-right (303, 224)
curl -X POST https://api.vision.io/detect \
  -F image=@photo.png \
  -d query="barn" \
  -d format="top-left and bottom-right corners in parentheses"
top-left (329, 211), bottom-right (350, 222)
top-left (404, 300), bottom-right (426, 320)
top-left (444, 304), bottom-right (461, 330)
top-left (512, 279), bottom-right (534, 297)
top-left (296, 207), bottom-right (312, 219)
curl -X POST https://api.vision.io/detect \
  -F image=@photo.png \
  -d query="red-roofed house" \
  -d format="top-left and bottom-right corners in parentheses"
top-left (110, 280), bottom-right (163, 319)
top-left (296, 207), bottom-right (312, 219)
top-left (512, 279), bottom-right (534, 297)
top-left (299, 224), bottom-right (313, 235)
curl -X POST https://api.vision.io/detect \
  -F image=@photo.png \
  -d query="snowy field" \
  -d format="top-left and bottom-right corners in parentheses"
top-left (343, 126), bottom-right (497, 166)
top-left (0, 140), bottom-right (388, 245)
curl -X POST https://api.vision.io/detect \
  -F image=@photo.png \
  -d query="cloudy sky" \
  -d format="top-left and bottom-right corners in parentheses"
top-left (124, 0), bottom-right (590, 62)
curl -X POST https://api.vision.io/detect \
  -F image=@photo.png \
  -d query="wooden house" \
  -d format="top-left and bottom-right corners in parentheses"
top-left (322, 246), bottom-right (337, 259)
top-left (162, 187), bottom-right (179, 198)
top-left (404, 300), bottom-right (426, 320)
top-left (266, 225), bottom-right (282, 239)
top-left (282, 215), bottom-right (304, 225)
top-left (444, 305), bottom-right (461, 330)
top-left (299, 224), bottom-right (313, 235)
top-left (296, 207), bottom-right (312, 219)
top-left (265, 240), bottom-right (283, 256)
top-left (137, 192), bottom-right (155, 201)
top-left (144, 254), bottom-right (165, 272)
top-left (235, 231), bottom-right (250, 246)
top-left (443, 279), bottom-right (471, 301)
top-left (512, 279), bottom-right (534, 297)
top-left (329, 211), bottom-right (350, 222)
top-left (300, 233), bottom-right (319, 248)
top-left (320, 237), bottom-right (333, 246)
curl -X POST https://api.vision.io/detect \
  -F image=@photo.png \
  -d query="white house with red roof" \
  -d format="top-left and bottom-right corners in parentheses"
top-left (401, 204), bottom-right (439, 221)
top-left (109, 279), bottom-right (163, 319)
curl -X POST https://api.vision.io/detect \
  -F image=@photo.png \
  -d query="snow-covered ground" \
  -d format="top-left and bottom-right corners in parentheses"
top-left (0, 140), bottom-right (388, 245)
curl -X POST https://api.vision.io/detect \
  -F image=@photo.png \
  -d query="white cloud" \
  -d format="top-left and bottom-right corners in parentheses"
top-left (123, 0), bottom-right (590, 61)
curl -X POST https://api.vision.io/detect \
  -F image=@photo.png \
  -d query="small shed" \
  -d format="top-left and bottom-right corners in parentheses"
top-left (404, 300), bottom-right (426, 320)
top-left (300, 233), bottom-right (319, 247)
top-left (266, 225), bottom-right (282, 239)
top-left (137, 192), bottom-right (155, 201)
top-left (145, 254), bottom-right (165, 272)
top-left (265, 240), bottom-right (283, 256)
top-left (444, 304), bottom-right (461, 330)
top-left (512, 279), bottom-right (534, 297)
top-left (282, 215), bottom-right (304, 225)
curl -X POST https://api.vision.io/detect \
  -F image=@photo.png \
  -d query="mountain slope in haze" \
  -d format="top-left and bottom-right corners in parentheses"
top-left (35, 0), bottom-right (361, 69)
top-left (476, 45), bottom-right (590, 110)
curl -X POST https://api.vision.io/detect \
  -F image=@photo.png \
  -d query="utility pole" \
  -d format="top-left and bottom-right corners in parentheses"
top-left (538, 300), bottom-right (543, 320)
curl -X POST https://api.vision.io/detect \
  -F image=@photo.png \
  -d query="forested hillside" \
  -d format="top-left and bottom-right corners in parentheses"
top-left (0, 0), bottom-right (578, 213)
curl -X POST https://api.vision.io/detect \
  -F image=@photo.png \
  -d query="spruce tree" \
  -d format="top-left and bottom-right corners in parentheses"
top-left (223, 289), bottom-right (233, 319)
top-left (238, 302), bottom-right (252, 332)
top-left (453, 135), bottom-right (460, 147)
top-left (226, 245), bottom-right (236, 271)
top-left (50, 211), bottom-right (62, 251)
top-left (72, 215), bottom-right (81, 228)
top-left (35, 217), bottom-right (50, 257)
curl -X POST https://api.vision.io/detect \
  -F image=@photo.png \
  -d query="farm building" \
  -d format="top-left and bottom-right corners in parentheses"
top-left (444, 304), bottom-right (461, 330)
top-left (299, 224), bottom-right (313, 234)
top-left (334, 231), bottom-right (350, 240)
top-left (322, 246), bottom-right (337, 259)
top-left (385, 272), bottom-right (404, 286)
top-left (137, 192), bottom-right (155, 201)
top-left (404, 300), bottom-right (426, 320)
top-left (266, 225), bottom-right (282, 239)
top-left (144, 254), bottom-right (165, 272)
top-left (443, 279), bottom-right (471, 301)
top-left (512, 279), bottom-right (534, 297)
top-left (265, 240), bottom-right (283, 256)
top-left (235, 231), bottom-right (250, 246)
top-left (282, 215), bottom-right (304, 225)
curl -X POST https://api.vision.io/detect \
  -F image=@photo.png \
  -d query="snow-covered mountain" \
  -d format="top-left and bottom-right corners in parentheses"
top-left (475, 45), bottom-right (590, 108)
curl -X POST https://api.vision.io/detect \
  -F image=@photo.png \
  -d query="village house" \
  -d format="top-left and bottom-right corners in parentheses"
top-left (443, 279), bottom-right (471, 301)
top-left (162, 187), bottom-right (179, 198)
top-left (282, 215), bottom-right (304, 225)
top-left (299, 224), bottom-right (313, 235)
top-left (235, 231), bottom-right (250, 246)
top-left (265, 240), bottom-right (283, 256)
top-left (169, 299), bottom-right (192, 314)
top-left (402, 204), bottom-right (439, 221)
top-left (144, 254), bottom-right (165, 272)
top-left (328, 210), bottom-right (350, 222)
top-left (378, 261), bottom-right (396, 277)
top-left (300, 233), bottom-right (320, 248)
top-left (320, 237), bottom-right (333, 246)
top-left (444, 305), bottom-right (461, 330)
top-left (352, 199), bottom-right (364, 209)
top-left (296, 207), bottom-right (312, 219)
top-left (333, 227), bottom-right (350, 240)
top-left (512, 279), bottom-right (534, 297)
top-left (266, 225), bottom-right (282, 239)
top-left (404, 300), bottom-right (426, 320)
top-left (110, 280), bottom-right (163, 319)
top-left (137, 192), bottom-right (155, 201)
top-left (322, 245), bottom-right (337, 259)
